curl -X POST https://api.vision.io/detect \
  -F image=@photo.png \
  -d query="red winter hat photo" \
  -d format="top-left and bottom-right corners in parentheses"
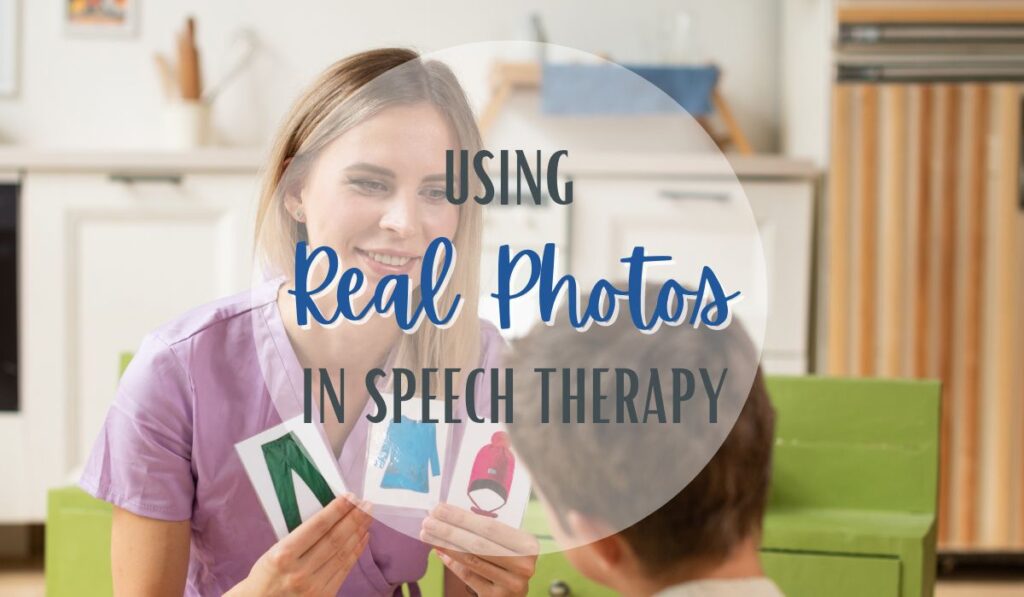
top-left (467, 431), bottom-right (516, 518)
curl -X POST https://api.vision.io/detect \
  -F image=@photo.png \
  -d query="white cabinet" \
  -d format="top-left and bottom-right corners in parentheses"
top-left (567, 173), bottom-right (815, 375)
top-left (478, 202), bottom-right (569, 339)
top-left (8, 170), bottom-right (257, 522)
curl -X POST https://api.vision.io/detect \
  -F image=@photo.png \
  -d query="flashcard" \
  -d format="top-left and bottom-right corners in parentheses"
top-left (235, 415), bottom-right (347, 540)
top-left (363, 395), bottom-right (451, 511)
top-left (446, 422), bottom-right (531, 528)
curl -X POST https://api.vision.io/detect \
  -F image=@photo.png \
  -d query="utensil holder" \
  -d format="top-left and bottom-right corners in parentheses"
top-left (162, 99), bottom-right (210, 149)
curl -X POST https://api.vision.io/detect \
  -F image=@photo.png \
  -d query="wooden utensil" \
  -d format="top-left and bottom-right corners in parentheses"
top-left (176, 17), bottom-right (202, 101)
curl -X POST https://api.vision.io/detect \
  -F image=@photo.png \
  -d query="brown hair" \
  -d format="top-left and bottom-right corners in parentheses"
top-left (505, 283), bottom-right (775, 575)
top-left (253, 47), bottom-right (483, 373)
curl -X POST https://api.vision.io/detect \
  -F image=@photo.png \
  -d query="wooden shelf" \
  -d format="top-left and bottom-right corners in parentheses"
top-left (838, 1), bottom-right (1024, 24)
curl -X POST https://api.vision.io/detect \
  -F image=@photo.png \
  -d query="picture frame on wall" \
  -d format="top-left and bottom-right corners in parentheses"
top-left (65, 0), bottom-right (139, 37)
top-left (0, 0), bottom-right (17, 97)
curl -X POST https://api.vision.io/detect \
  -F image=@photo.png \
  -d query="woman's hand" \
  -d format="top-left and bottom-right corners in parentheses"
top-left (228, 494), bottom-right (372, 596)
top-left (421, 503), bottom-right (539, 597)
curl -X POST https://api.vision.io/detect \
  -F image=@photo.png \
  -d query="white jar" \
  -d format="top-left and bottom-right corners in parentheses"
top-left (161, 100), bottom-right (210, 149)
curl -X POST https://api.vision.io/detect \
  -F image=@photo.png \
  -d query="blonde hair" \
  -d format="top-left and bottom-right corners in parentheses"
top-left (254, 48), bottom-right (482, 373)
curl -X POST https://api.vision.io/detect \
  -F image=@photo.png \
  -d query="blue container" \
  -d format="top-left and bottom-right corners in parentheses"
top-left (541, 63), bottom-right (719, 117)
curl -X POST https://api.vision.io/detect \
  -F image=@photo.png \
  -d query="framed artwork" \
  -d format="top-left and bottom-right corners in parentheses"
top-left (65, 0), bottom-right (138, 37)
top-left (0, 0), bottom-right (17, 96)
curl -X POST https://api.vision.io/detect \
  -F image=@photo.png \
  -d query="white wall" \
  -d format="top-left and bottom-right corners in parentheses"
top-left (0, 0), bottom-right (780, 151)
top-left (780, 0), bottom-right (833, 165)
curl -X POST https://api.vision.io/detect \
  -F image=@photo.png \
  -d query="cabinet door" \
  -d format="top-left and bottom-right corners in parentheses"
top-left (743, 180), bottom-right (815, 366)
top-left (761, 550), bottom-right (900, 597)
top-left (12, 171), bottom-right (257, 522)
top-left (569, 176), bottom-right (813, 372)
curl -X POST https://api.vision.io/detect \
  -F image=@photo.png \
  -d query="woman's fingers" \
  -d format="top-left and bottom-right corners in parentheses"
top-left (244, 496), bottom-right (373, 596)
top-left (422, 506), bottom-right (538, 596)
top-left (278, 494), bottom-right (358, 557)
top-left (319, 533), bottom-right (370, 594)
top-left (301, 500), bottom-right (373, 574)
top-left (428, 504), bottom-right (539, 556)
top-left (436, 548), bottom-right (494, 595)
top-left (436, 547), bottom-right (526, 593)
top-left (421, 523), bottom-right (536, 582)
top-left (421, 516), bottom-right (514, 557)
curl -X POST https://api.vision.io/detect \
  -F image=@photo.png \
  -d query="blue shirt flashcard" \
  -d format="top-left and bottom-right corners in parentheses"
top-left (363, 395), bottom-right (450, 511)
top-left (375, 415), bottom-right (441, 493)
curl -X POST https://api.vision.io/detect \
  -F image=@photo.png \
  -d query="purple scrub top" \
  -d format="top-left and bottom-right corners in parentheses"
top-left (79, 277), bottom-right (505, 596)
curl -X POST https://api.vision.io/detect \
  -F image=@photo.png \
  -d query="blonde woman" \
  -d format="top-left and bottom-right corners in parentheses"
top-left (80, 48), bottom-right (538, 596)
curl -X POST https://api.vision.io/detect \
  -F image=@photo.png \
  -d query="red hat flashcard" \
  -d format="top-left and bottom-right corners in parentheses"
top-left (447, 423), bottom-right (531, 527)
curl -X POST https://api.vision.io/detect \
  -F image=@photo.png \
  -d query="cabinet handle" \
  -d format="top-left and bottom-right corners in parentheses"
top-left (658, 189), bottom-right (729, 202)
top-left (108, 173), bottom-right (184, 185)
top-left (548, 580), bottom-right (571, 596)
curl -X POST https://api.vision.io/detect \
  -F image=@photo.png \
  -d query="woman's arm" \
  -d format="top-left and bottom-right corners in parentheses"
top-left (111, 506), bottom-right (191, 597)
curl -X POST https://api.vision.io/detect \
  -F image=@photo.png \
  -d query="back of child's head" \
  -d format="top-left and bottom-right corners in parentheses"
top-left (505, 282), bottom-right (776, 576)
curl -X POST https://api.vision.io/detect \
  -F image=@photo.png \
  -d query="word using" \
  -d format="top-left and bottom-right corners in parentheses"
top-left (445, 149), bottom-right (572, 205)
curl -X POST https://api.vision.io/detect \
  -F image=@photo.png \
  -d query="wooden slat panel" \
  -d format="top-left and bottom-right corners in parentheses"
top-left (913, 87), bottom-right (934, 379)
top-left (857, 86), bottom-right (879, 376)
top-left (828, 85), bottom-right (854, 375)
top-left (880, 86), bottom-right (908, 377)
top-left (937, 85), bottom-right (961, 544)
top-left (827, 78), bottom-right (1022, 550)
top-left (989, 84), bottom-right (1020, 545)
top-left (956, 85), bottom-right (989, 544)
top-left (1018, 153), bottom-right (1024, 549)
top-left (902, 86), bottom-right (923, 379)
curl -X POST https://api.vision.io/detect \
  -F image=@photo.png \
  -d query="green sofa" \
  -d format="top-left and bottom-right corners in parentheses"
top-left (47, 377), bottom-right (940, 596)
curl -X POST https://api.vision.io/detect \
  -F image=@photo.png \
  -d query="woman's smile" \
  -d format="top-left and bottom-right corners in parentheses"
top-left (355, 247), bottom-right (421, 277)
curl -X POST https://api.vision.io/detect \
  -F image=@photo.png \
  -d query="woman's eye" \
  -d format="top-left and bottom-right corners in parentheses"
top-left (348, 178), bottom-right (388, 194)
top-left (421, 187), bottom-right (448, 202)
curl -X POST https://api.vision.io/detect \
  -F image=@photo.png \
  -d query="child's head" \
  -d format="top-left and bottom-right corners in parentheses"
top-left (505, 284), bottom-right (775, 587)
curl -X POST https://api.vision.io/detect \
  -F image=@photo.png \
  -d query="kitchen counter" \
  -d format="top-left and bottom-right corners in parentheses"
top-left (0, 146), bottom-right (267, 174)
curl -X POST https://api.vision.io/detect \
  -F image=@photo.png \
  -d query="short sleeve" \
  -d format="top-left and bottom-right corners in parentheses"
top-left (78, 333), bottom-right (196, 521)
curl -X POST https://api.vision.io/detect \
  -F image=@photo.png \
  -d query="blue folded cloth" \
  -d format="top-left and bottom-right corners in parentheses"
top-left (541, 63), bottom-right (719, 117)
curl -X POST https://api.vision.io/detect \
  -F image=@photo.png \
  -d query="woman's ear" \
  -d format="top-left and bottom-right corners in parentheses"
top-left (280, 158), bottom-right (306, 223)
top-left (284, 193), bottom-right (305, 223)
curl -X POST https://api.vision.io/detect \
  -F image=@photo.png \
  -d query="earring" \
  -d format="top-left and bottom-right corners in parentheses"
top-left (295, 207), bottom-right (305, 222)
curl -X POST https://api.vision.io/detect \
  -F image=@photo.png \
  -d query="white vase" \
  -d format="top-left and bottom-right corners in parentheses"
top-left (162, 100), bottom-right (210, 149)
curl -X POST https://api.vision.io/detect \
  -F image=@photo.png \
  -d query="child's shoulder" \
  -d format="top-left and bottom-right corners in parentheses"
top-left (656, 577), bottom-right (784, 597)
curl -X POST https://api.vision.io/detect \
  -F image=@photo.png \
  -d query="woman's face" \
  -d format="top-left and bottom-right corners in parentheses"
top-left (288, 103), bottom-right (461, 289)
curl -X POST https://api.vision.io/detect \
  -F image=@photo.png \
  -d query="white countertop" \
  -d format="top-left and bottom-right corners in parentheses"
top-left (0, 146), bottom-right (819, 179)
top-left (562, 152), bottom-right (820, 179)
top-left (0, 146), bottom-right (268, 174)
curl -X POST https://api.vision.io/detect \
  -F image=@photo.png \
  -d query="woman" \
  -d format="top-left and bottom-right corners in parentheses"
top-left (80, 48), bottom-right (538, 596)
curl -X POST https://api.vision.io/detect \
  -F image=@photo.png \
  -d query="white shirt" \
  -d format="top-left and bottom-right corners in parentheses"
top-left (653, 577), bottom-right (785, 597)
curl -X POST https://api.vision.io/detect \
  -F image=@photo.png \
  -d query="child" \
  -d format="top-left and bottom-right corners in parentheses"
top-left (505, 284), bottom-right (783, 596)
